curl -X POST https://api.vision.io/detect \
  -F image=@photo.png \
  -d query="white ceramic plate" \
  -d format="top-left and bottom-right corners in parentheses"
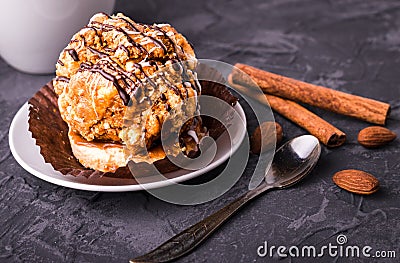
top-left (9, 103), bottom-right (246, 192)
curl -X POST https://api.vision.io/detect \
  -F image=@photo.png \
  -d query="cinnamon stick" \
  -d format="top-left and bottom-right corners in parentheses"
top-left (227, 75), bottom-right (346, 147)
top-left (232, 63), bottom-right (391, 125)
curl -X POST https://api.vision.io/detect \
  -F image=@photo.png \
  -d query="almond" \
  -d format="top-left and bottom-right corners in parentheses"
top-left (333, 169), bottom-right (379, 195)
top-left (250, 121), bottom-right (283, 154)
top-left (358, 126), bottom-right (396, 148)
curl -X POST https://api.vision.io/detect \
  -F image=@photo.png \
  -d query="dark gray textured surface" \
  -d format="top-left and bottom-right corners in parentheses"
top-left (1, 0), bottom-right (399, 262)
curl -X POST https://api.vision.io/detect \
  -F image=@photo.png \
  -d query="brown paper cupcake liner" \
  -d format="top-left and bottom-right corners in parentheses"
top-left (28, 65), bottom-right (238, 181)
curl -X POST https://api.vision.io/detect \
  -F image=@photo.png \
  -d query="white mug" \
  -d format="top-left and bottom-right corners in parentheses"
top-left (0, 0), bottom-right (116, 74)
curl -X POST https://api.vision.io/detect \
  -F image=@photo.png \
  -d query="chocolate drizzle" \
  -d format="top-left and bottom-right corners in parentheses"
top-left (159, 73), bottom-right (181, 97)
top-left (55, 76), bottom-right (70, 83)
top-left (87, 46), bottom-right (109, 58)
top-left (148, 60), bottom-right (159, 69)
top-left (100, 23), bottom-right (149, 55)
top-left (118, 45), bottom-right (130, 56)
top-left (154, 26), bottom-right (199, 93)
top-left (59, 13), bottom-right (198, 107)
top-left (80, 62), bottom-right (131, 105)
top-left (66, 49), bottom-right (79, 61)
top-left (85, 26), bottom-right (103, 46)
top-left (57, 59), bottom-right (64, 66)
top-left (132, 63), bottom-right (156, 88)
top-left (119, 17), bottom-right (168, 54)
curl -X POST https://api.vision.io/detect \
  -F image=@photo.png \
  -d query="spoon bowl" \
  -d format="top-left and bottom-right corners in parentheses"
top-left (265, 135), bottom-right (321, 188)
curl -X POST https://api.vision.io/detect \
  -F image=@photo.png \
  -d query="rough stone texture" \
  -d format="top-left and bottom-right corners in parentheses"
top-left (0, 0), bottom-right (399, 262)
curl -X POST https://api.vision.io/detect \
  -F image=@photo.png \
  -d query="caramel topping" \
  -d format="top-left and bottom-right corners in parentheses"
top-left (70, 130), bottom-right (124, 149)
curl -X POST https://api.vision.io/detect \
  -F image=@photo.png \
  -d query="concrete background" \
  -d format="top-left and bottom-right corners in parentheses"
top-left (0, 0), bottom-right (399, 262)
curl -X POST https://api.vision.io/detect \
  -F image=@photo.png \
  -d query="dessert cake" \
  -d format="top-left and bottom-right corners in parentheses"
top-left (53, 13), bottom-right (206, 172)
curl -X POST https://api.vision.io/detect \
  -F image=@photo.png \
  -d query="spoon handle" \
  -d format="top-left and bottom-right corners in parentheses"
top-left (130, 184), bottom-right (272, 263)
